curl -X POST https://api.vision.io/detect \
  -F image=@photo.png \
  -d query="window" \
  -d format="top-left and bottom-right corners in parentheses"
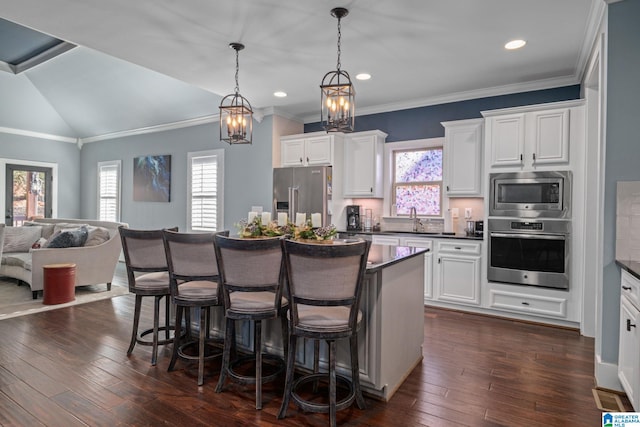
top-left (392, 147), bottom-right (443, 216)
top-left (97, 161), bottom-right (121, 222)
top-left (188, 149), bottom-right (224, 231)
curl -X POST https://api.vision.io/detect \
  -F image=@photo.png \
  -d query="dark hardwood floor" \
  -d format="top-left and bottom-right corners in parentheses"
top-left (0, 278), bottom-right (622, 426)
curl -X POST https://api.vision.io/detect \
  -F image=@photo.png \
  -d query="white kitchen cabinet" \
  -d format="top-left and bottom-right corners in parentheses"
top-left (483, 101), bottom-right (576, 169)
top-left (433, 240), bottom-right (481, 306)
top-left (281, 132), bottom-right (333, 167)
top-left (619, 270), bottom-right (640, 411)
top-left (343, 130), bottom-right (387, 198)
top-left (372, 235), bottom-right (401, 246)
top-left (402, 237), bottom-right (434, 301)
top-left (441, 118), bottom-right (484, 197)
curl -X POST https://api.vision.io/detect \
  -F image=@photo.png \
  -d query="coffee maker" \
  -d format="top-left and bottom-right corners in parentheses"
top-left (346, 205), bottom-right (361, 231)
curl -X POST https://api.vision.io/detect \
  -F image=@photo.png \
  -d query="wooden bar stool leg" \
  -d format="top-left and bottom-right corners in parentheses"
top-left (216, 317), bottom-right (234, 393)
top-left (198, 307), bottom-right (206, 386)
top-left (128, 295), bottom-right (143, 355)
top-left (329, 340), bottom-right (337, 427)
top-left (278, 333), bottom-right (297, 419)
top-left (351, 334), bottom-right (366, 409)
top-left (255, 320), bottom-right (263, 409)
top-left (168, 305), bottom-right (183, 372)
top-left (151, 295), bottom-right (161, 366)
top-left (164, 295), bottom-right (171, 341)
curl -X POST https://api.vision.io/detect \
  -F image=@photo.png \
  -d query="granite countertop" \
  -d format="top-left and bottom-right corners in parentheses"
top-left (365, 244), bottom-right (430, 273)
top-left (617, 259), bottom-right (640, 281)
top-left (339, 230), bottom-right (483, 241)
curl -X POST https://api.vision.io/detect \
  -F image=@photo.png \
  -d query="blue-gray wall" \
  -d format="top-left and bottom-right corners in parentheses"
top-left (80, 117), bottom-right (274, 231)
top-left (601, 0), bottom-right (640, 364)
top-left (0, 132), bottom-right (80, 218)
top-left (305, 85), bottom-right (581, 140)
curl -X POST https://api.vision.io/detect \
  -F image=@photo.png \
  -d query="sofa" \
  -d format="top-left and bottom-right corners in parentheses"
top-left (0, 218), bottom-right (128, 299)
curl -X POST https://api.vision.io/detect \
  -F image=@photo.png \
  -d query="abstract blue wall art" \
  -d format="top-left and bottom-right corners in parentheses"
top-left (133, 155), bottom-right (171, 202)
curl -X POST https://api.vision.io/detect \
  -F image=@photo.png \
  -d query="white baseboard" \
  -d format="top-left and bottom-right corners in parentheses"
top-left (595, 353), bottom-right (623, 392)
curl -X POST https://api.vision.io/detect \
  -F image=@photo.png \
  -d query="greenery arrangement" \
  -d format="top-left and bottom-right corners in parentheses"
top-left (235, 217), bottom-right (337, 241)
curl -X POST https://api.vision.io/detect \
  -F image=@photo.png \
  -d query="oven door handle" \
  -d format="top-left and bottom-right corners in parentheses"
top-left (490, 232), bottom-right (566, 240)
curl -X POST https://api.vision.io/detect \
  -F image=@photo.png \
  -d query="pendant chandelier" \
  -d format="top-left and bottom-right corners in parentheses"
top-left (320, 7), bottom-right (355, 133)
top-left (219, 43), bottom-right (253, 144)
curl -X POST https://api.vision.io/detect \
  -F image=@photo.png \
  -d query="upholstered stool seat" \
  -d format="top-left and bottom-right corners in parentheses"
top-left (119, 226), bottom-right (178, 366)
top-left (278, 239), bottom-right (371, 427)
top-left (214, 235), bottom-right (288, 410)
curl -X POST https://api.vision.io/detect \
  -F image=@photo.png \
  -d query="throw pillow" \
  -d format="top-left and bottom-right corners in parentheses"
top-left (46, 226), bottom-right (89, 249)
top-left (23, 221), bottom-right (56, 239)
top-left (85, 226), bottom-right (111, 246)
top-left (3, 226), bottom-right (43, 253)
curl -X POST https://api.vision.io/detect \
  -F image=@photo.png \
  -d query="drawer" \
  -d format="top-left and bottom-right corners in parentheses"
top-left (372, 235), bottom-right (401, 246)
top-left (622, 270), bottom-right (640, 311)
top-left (489, 290), bottom-right (567, 318)
top-left (436, 240), bottom-right (481, 255)
top-left (402, 237), bottom-right (433, 250)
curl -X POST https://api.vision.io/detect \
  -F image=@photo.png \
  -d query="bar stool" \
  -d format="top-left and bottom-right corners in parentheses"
top-left (162, 229), bottom-right (228, 386)
top-left (278, 239), bottom-right (371, 427)
top-left (214, 235), bottom-right (288, 410)
top-left (119, 226), bottom-right (178, 366)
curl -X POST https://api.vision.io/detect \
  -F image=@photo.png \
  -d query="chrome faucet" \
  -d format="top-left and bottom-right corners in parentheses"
top-left (409, 207), bottom-right (422, 232)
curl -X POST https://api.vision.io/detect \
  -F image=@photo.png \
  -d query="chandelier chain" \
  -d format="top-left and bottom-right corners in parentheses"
top-left (336, 16), bottom-right (342, 71)
top-left (235, 48), bottom-right (240, 94)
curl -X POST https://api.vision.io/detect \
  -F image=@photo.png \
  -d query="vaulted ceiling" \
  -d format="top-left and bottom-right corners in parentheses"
top-left (0, 1), bottom-right (601, 141)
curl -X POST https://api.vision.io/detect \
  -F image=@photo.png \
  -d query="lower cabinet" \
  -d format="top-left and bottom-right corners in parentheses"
top-left (619, 270), bottom-right (640, 411)
top-left (434, 240), bottom-right (481, 306)
top-left (402, 237), bottom-right (434, 302)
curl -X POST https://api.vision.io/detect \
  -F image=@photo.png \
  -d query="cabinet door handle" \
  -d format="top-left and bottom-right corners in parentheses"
top-left (454, 247), bottom-right (462, 250)
top-left (370, 187), bottom-right (373, 193)
top-left (521, 301), bottom-right (530, 306)
top-left (533, 153), bottom-right (536, 161)
top-left (446, 185), bottom-right (450, 192)
top-left (438, 258), bottom-right (441, 264)
top-left (306, 157), bottom-right (309, 163)
top-left (520, 154), bottom-right (523, 162)
top-left (628, 319), bottom-right (637, 331)
top-left (299, 157), bottom-right (303, 163)
top-left (623, 285), bottom-right (632, 291)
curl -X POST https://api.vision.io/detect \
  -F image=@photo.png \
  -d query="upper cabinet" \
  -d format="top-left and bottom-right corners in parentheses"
top-left (343, 130), bottom-right (387, 198)
top-left (281, 132), bottom-right (334, 167)
top-left (483, 100), bottom-right (582, 170)
top-left (442, 118), bottom-right (484, 197)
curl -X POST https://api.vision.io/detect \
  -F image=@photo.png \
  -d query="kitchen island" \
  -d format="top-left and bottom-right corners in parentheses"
top-left (215, 243), bottom-right (428, 402)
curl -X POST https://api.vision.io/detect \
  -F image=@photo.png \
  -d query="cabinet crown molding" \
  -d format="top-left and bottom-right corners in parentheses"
top-left (480, 99), bottom-right (586, 118)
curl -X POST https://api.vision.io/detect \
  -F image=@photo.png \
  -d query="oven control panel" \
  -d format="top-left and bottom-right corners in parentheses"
top-left (510, 221), bottom-right (543, 231)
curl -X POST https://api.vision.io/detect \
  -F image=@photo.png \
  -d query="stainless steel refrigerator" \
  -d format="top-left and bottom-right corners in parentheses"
top-left (273, 166), bottom-right (332, 227)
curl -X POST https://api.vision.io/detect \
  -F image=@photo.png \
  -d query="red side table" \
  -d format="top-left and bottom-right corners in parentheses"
top-left (43, 263), bottom-right (77, 305)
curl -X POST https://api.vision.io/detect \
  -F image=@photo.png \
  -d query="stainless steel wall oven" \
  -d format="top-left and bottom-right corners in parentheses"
top-left (488, 218), bottom-right (570, 289)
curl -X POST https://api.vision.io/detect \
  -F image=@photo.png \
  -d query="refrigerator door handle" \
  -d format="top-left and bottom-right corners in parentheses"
top-left (288, 187), bottom-right (299, 220)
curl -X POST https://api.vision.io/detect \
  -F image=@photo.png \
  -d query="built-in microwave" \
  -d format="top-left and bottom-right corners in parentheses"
top-left (489, 171), bottom-right (571, 219)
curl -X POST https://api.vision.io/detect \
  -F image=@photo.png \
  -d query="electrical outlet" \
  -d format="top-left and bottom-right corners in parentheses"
top-left (465, 208), bottom-right (472, 219)
top-left (451, 208), bottom-right (459, 219)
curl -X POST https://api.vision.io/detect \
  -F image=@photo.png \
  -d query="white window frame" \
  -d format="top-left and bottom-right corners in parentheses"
top-left (382, 137), bottom-right (447, 220)
top-left (97, 160), bottom-right (121, 222)
top-left (187, 149), bottom-right (224, 232)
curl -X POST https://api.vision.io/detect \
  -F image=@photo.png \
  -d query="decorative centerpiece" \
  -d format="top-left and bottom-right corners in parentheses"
top-left (235, 217), bottom-right (337, 242)
top-left (294, 221), bottom-right (337, 243)
top-left (235, 217), bottom-right (288, 238)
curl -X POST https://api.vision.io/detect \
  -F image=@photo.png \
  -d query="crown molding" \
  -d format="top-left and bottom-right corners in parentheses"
top-left (0, 126), bottom-right (77, 143)
top-left (301, 74), bottom-right (580, 123)
top-left (574, 0), bottom-right (607, 83)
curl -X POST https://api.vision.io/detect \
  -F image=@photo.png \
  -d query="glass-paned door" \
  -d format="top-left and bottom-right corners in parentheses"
top-left (5, 164), bottom-right (52, 226)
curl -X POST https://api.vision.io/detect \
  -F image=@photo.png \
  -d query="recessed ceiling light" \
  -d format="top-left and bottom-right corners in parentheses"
top-left (505, 39), bottom-right (526, 50)
top-left (273, 91), bottom-right (287, 98)
top-left (356, 73), bottom-right (371, 81)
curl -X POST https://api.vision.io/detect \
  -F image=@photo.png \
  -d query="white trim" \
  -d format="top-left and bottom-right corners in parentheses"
top-left (97, 160), bottom-right (121, 222)
top-left (0, 158), bottom-right (59, 221)
top-left (0, 126), bottom-right (77, 144)
top-left (186, 149), bottom-right (224, 232)
top-left (302, 75), bottom-right (581, 123)
top-left (574, 0), bottom-right (607, 83)
top-left (382, 138), bottom-right (445, 221)
top-left (13, 42), bottom-right (76, 74)
top-left (481, 98), bottom-right (586, 117)
top-left (595, 353), bottom-right (623, 391)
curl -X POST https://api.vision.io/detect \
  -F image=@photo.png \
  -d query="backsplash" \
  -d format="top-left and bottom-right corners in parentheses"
top-left (616, 181), bottom-right (640, 261)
